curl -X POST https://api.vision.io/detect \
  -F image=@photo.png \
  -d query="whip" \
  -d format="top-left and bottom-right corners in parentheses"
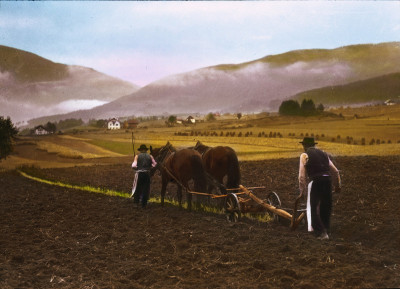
top-left (131, 132), bottom-right (136, 158)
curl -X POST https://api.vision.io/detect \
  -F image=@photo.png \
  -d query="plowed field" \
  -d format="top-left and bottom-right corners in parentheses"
top-left (1, 156), bottom-right (399, 288)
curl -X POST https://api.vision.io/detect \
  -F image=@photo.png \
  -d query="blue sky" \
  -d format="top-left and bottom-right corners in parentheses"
top-left (1, 1), bottom-right (399, 86)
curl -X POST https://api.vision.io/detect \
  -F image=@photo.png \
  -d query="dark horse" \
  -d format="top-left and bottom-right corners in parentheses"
top-left (193, 141), bottom-right (241, 193)
top-left (151, 142), bottom-right (207, 210)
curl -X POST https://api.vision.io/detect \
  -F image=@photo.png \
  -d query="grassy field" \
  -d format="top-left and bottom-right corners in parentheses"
top-left (1, 104), bottom-right (399, 170)
top-left (77, 104), bottom-right (400, 160)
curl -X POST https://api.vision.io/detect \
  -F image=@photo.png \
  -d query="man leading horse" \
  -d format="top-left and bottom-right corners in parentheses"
top-left (131, 144), bottom-right (157, 208)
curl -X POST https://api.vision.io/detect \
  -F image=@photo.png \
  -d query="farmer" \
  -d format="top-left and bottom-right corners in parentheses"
top-left (298, 137), bottom-right (341, 240)
top-left (131, 144), bottom-right (157, 208)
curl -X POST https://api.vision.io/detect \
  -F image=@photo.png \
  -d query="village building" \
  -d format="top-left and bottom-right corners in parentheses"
top-left (186, 116), bottom-right (196, 124)
top-left (107, 118), bottom-right (121, 130)
top-left (34, 125), bottom-right (49, 135)
top-left (384, 99), bottom-right (397, 106)
top-left (176, 116), bottom-right (196, 125)
top-left (124, 119), bottom-right (139, 129)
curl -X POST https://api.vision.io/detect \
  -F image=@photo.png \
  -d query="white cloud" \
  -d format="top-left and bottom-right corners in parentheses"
top-left (55, 99), bottom-right (108, 112)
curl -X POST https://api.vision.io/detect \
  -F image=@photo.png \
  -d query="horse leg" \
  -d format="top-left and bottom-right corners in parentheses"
top-left (161, 177), bottom-right (168, 207)
top-left (182, 182), bottom-right (193, 211)
top-left (187, 189), bottom-right (193, 211)
top-left (177, 185), bottom-right (183, 209)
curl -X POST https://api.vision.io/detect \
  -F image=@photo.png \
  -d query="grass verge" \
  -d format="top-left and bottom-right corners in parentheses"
top-left (17, 169), bottom-right (272, 224)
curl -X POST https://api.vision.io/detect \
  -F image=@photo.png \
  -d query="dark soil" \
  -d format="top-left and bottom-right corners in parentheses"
top-left (1, 156), bottom-right (399, 288)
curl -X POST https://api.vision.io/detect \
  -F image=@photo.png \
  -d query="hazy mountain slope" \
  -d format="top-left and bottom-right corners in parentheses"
top-left (60, 42), bottom-right (399, 120)
top-left (292, 72), bottom-right (400, 106)
top-left (0, 46), bottom-right (140, 123)
top-left (28, 42), bottom-right (400, 124)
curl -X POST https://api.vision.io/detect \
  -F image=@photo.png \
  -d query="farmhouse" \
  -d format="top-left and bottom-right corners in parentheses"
top-left (176, 116), bottom-right (196, 125)
top-left (384, 99), bottom-right (398, 106)
top-left (34, 125), bottom-right (49, 135)
top-left (124, 119), bottom-right (139, 129)
top-left (107, 118), bottom-right (121, 130)
top-left (186, 116), bottom-right (196, 124)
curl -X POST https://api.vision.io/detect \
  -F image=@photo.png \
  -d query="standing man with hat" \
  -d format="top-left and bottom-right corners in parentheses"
top-left (298, 137), bottom-right (341, 240)
top-left (131, 144), bottom-right (157, 208)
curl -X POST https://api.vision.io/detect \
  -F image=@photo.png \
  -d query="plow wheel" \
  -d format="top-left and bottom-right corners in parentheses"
top-left (225, 193), bottom-right (241, 222)
top-left (266, 192), bottom-right (282, 223)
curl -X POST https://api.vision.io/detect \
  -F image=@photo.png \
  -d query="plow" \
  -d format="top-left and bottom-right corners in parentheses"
top-left (223, 185), bottom-right (306, 230)
top-left (162, 163), bottom-right (306, 230)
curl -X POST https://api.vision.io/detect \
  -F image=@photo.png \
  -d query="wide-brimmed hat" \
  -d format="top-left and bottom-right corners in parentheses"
top-left (138, 144), bottom-right (149, 151)
top-left (299, 137), bottom-right (318, 146)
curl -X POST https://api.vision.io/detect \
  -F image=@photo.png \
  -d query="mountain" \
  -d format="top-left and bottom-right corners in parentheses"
top-left (292, 72), bottom-right (400, 106)
top-left (0, 45), bottom-right (140, 123)
top-left (38, 42), bottom-right (400, 123)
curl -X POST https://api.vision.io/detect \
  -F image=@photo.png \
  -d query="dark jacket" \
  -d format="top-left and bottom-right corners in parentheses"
top-left (137, 153), bottom-right (153, 171)
top-left (305, 147), bottom-right (330, 180)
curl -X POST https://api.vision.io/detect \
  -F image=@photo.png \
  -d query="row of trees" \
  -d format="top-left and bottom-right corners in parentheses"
top-left (0, 117), bottom-right (18, 161)
top-left (279, 99), bottom-right (324, 116)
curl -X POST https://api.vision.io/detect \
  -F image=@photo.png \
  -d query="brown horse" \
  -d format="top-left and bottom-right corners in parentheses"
top-left (193, 141), bottom-right (241, 194)
top-left (151, 142), bottom-right (207, 211)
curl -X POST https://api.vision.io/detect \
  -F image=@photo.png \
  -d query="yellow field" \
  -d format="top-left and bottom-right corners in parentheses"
top-left (1, 104), bottom-right (399, 170)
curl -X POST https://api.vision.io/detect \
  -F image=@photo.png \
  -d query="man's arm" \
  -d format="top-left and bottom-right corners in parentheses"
top-left (150, 155), bottom-right (157, 167)
top-left (298, 153), bottom-right (308, 196)
top-left (132, 155), bottom-right (138, 168)
top-left (329, 159), bottom-right (341, 192)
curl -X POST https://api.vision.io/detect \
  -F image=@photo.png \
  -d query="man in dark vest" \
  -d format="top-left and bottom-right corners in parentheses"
top-left (298, 137), bottom-right (341, 240)
top-left (131, 144), bottom-right (157, 208)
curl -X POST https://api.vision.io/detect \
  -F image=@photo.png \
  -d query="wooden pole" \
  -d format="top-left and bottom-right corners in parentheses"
top-left (239, 185), bottom-right (293, 220)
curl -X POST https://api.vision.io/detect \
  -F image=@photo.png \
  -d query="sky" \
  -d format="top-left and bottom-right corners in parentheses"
top-left (1, 1), bottom-right (399, 87)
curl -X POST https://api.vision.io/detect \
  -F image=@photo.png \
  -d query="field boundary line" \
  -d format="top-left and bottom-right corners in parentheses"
top-left (16, 170), bottom-right (270, 222)
top-left (17, 170), bottom-right (130, 198)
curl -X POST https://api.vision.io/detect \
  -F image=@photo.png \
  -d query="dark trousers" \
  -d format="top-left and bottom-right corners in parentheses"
top-left (133, 172), bottom-right (151, 207)
top-left (310, 176), bottom-right (332, 234)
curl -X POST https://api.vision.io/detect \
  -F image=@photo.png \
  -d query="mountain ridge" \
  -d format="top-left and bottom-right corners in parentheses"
top-left (54, 41), bottom-right (399, 122)
top-left (2, 42), bottom-right (400, 125)
top-left (0, 46), bottom-right (140, 123)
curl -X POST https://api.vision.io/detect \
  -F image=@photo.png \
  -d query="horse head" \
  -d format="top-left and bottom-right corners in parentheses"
top-left (193, 141), bottom-right (209, 155)
top-left (151, 141), bottom-right (175, 169)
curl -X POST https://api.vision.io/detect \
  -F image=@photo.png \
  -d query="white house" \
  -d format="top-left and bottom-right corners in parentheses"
top-left (107, 118), bottom-right (121, 130)
top-left (384, 99), bottom-right (396, 106)
top-left (186, 116), bottom-right (196, 124)
top-left (34, 125), bottom-right (49, 135)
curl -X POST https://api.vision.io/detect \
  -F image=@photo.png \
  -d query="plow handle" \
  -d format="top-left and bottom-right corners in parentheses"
top-left (290, 192), bottom-right (305, 230)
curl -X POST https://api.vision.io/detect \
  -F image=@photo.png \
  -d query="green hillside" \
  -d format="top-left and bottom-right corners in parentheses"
top-left (292, 72), bottom-right (400, 105)
top-left (0, 45), bottom-right (68, 83)
top-left (216, 42), bottom-right (400, 79)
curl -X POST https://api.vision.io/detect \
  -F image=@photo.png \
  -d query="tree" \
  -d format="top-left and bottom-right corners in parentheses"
top-left (300, 99), bottom-right (317, 115)
top-left (167, 115), bottom-right (177, 124)
top-left (317, 103), bottom-right (325, 112)
top-left (205, 113), bottom-right (216, 121)
top-left (279, 100), bottom-right (301, 115)
top-left (45, 121), bottom-right (57, 133)
top-left (237, 113), bottom-right (242, 120)
top-left (0, 117), bottom-right (18, 161)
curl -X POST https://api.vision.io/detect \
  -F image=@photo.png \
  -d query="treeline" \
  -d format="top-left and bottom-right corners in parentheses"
top-left (279, 99), bottom-right (324, 116)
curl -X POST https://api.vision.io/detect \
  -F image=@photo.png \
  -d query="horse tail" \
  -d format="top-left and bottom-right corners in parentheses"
top-left (227, 149), bottom-right (241, 189)
top-left (191, 154), bottom-right (207, 193)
